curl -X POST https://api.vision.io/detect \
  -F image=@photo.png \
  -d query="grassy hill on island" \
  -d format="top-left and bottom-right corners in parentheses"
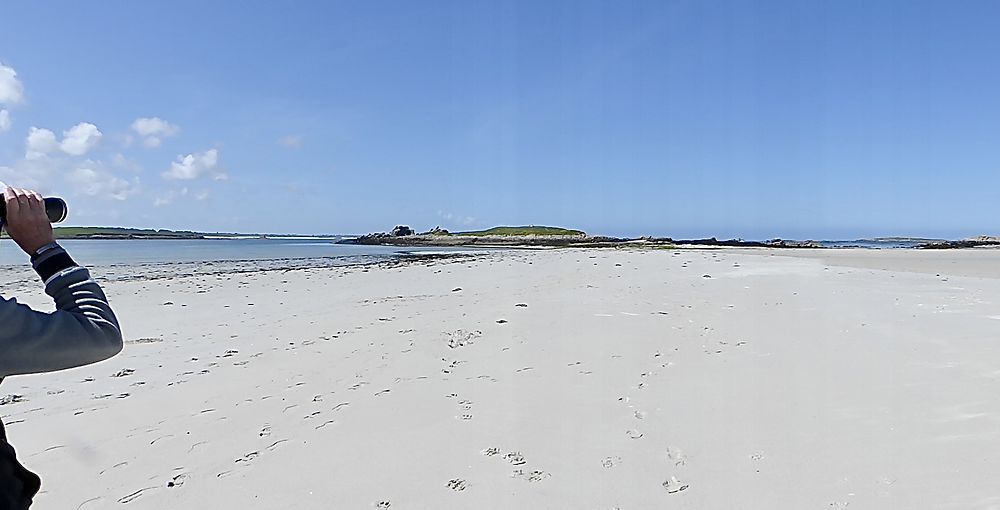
top-left (452, 226), bottom-right (585, 236)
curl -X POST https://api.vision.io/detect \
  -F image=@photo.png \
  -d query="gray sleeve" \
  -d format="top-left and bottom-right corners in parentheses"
top-left (0, 255), bottom-right (123, 378)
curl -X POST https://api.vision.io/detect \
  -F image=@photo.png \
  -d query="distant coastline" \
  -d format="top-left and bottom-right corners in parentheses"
top-left (1, 225), bottom-right (993, 250)
top-left (31, 227), bottom-right (342, 241)
top-left (337, 225), bottom-right (1000, 250)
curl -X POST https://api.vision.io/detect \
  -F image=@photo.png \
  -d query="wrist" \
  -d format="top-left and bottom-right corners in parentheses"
top-left (30, 241), bottom-right (61, 261)
top-left (31, 244), bottom-right (78, 283)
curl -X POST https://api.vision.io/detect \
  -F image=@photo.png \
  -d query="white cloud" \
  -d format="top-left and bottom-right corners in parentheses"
top-left (163, 149), bottom-right (225, 180)
top-left (195, 190), bottom-right (210, 201)
top-left (0, 158), bottom-right (58, 191)
top-left (111, 153), bottom-right (143, 173)
top-left (0, 109), bottom-right (10, 131)
top-left (60, 122), bottom-right (103, 156)
top-left (437, 210), bottom-right (477, 226)
top-left (154, 187), bottom-right (195, 206)
top-left (68, 163), bottom-right (140, 201)
top-left (25, 127), bottom-right (59, 159)
top-left (131, 117), bottom-right (180, 148)
top-left (0, 63), bottom-right (24, 106)
top-left (153, 192), bottom-right (174, 207)
top-left (277, 134), bottom-right (303, 149)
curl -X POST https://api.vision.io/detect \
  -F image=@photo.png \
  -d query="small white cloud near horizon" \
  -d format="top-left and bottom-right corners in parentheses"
top-left (0, 109), bottom-right (10, 132)
top-left (131, 117), bottom-right (180, 148)
top-left (0, 63), bottom-right (25, 106)
top-left (60, 122), bottom-right (103, 156)
top-left (163, 148), bottom-right (225, 180)
top-left (68, 163), bottom-right (140, 201)
top-left (438, 210), bottom-right (477, 227)
top-left (277, 134), bottom-right (303, 149)
top-left (25, 127), bottom-right (59, 159)
top-left (153, 192), bottom-right (173, 206)
top-left (154, 187), bottom-right (188, 206)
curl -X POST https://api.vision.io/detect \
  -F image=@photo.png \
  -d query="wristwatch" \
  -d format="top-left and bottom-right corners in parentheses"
top-left (31, 241), bottom-right (61, 261)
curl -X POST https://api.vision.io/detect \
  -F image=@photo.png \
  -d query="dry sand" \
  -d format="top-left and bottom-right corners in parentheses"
top-left (3, 247), bottom-right (1000, 509)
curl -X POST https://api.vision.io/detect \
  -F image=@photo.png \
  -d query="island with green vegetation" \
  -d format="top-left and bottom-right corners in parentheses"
top-left (339, 224), bottom-right (627, 247)
top-left (452, 226), bottom-right (586, 236)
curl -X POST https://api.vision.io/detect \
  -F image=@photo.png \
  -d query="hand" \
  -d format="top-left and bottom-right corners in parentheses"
top-left (3, 186), bottom-right (56, 256)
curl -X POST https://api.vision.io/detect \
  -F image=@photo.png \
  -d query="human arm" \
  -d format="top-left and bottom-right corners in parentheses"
top-left (0, 187), bottom-right (122, 377)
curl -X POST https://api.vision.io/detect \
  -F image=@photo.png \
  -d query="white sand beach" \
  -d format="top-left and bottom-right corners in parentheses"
top-left (4, 247), bottom-right (1000, 509)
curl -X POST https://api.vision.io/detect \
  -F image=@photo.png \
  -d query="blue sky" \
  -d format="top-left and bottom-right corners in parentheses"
top-left (1, 1), bottom-right (998, 239)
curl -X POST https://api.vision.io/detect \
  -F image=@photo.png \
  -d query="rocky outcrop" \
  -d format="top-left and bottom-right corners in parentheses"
top-left (391, 225), bottom-right (414, 236)
top-left (668, 238), bottom-right (821, 248)
top-left (919, 236), bottom-right (1000, 249)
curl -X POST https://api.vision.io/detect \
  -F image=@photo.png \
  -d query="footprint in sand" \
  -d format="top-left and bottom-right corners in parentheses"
top-left (626, 429), bottom-right (643, 439)
top-left (446, 479), bottom-right (468, 491)
top-left (662, 476), bottom-right (689, 494)
top-left (601, 456), bottom-right (621, 469)
top-left (166, 473), bottom-right (187, 488)
top-left (235, 451), bottom-right (259, 464)
top-left (446, 330), bottom-right (482, 349)
top-left (375, 501), bottom-right (391, 509)
top-left (503, 452), bottom-right (526, 466)
top-left (0, 395), bottom-right (25, 405)
top-left (665, 447), bottom-right (688, 466)
top-left (512, 469), bottom-right (551, 482)
top-left (482, 447), bottom-right (501, 457)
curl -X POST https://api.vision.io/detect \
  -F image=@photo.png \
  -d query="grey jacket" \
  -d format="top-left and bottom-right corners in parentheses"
top-left (0, 246), bottom-right (122, 378)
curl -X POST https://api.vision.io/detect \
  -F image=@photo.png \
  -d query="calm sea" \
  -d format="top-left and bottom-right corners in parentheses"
top-left (0, 238), bottom-right (484, 267)
top-left (0, 237), bottom-right (931, 268)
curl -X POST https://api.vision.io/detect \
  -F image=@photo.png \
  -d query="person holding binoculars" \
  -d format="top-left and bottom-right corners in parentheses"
top-left (0, 185), bottom-right (123, 509)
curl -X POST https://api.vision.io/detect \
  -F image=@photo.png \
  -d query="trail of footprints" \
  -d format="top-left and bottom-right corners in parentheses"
top-left (478, 446), bottom-right (551, 484)
top-left (95, 257), bottom-right (719, 506)
top-left (447, 392), bottom-right (474, 421)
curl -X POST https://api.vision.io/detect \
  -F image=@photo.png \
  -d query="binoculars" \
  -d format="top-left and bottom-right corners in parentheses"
top-left (0, 197), bottom-right (68, 224)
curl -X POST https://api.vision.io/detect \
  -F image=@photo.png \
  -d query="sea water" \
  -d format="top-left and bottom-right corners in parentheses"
top-left (0, 238), bottom-right (483, 267)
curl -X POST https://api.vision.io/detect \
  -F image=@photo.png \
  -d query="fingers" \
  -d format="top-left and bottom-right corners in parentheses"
top-left (4, 187), bottom-right (43, 216)
top-left (4, 186), bottom-right (20, 215)
top-left (25, 190), bottom-right (43, 211)
top-left (12, 187), bottom-right (28, 205)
